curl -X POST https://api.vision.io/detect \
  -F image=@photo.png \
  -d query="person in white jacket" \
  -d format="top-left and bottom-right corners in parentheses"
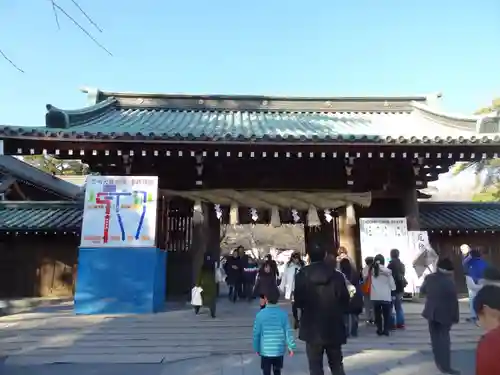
top-left (280, 252), bottom-right (305, 329)
top-left (362, 254), bottom-right (396, 336)
top-left (466, 266), bottom-right (500, 295)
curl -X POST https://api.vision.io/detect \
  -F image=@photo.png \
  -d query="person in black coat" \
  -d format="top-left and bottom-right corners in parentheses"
top-left (294, 247), bottom-right (350, 375)
top-left (254, 261), bottom-right (279, 309)
top-left (242, 257), bottom-right (259, 301)
top-left (237, 246), bottom-right (252, 298)
top-left (339, 258), bottom-right (363, 338)
top-left (388, 249), bottom-right (407, 329)
top-left (264, 254), bottom-right (280, 279)
top-left (420, 258), bottom-right (460, 374)
top-left (224, 250), bottom-right (242, 302)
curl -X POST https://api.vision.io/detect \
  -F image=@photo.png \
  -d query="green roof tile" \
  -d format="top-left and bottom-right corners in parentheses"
top-left (419, 202), bottom-right (500, 231)
top-left (0, 201), bottom-right (83, 232)
top-left (1, 92), bottom-right (498, 144)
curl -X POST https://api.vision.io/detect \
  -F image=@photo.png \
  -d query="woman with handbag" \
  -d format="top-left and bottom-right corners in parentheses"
top-left (361, 256), bottom-right (375, 324)
top-left (363, 254), bottom-right (396, 336)
top-left (340, 258), bottom-right (363, 337)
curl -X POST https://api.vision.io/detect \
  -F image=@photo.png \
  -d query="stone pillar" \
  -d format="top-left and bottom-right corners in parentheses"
top-left (402, 188), bottom-right (420, 231)
top-left (338, 205), bottom-right (360, 269)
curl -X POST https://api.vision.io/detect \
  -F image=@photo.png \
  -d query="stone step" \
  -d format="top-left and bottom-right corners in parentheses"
top-left (0, 299), bottom-right (482, 366)
top-left (1, 342), bottom-right (477, 358)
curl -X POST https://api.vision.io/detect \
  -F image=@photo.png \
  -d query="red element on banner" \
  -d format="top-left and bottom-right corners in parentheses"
top-left (96, 193), bottom-right (112, 244)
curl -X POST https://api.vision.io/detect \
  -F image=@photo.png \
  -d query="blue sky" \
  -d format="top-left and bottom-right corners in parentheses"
top-left (0, 0), bottom-right (498, 126)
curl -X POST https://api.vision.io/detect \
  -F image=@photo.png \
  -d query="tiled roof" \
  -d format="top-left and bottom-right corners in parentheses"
top-left (56, 175), bottom-right (88, 187)
top-left (0, 156), bottom-right (82, 200)
top-left (0, 201), bottom-right (83, 232)
top-left (419, 202), bottom-right (500, 231)
top-left (0, 90), bottom-right (498, 144)
top-left (1, 200), bottom-right (499, 232)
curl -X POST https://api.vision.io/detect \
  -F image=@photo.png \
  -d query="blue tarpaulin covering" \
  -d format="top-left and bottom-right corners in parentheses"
top-left (74, 247), bottom-right (166, 314)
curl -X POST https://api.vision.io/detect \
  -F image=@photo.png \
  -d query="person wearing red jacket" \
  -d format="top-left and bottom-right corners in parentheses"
top-left (473, 285), bottom-right (500, 375)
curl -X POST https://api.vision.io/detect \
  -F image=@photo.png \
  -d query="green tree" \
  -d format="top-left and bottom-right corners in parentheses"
top-left (451, 99), bottom-right (500, 201)
top-left (475, 98), bottom-right (500, 115)
top-left (472, 188), bottom-right (500, 202)
top-left (21, 155), bottom-right (89, 175)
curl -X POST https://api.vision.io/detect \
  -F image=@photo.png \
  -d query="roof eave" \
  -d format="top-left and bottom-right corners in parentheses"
top-left (1, 130), bottom-right (500, 145)
top-left (0, 200), bottom-right (83, 208)
top-left (0, 156), bottom-right (82, 200)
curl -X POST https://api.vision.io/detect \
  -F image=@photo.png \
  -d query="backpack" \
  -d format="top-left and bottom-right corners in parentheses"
top-left (341, 272), bottom-right (363, 315)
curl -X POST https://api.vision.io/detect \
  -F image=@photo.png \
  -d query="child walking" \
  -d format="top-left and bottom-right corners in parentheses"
top-left (253, 289), bottom-right (296, 375)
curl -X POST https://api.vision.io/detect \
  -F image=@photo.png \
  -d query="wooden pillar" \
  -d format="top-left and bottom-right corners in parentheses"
top-left (191, 152), bottom-right (208, 285)
top-left (206, 203), bottom-right (221, 260)
top-left (338, 205), bottom-right (360, 269)
top-left (191, 202), bottom-right (210, 285)
top-left (403, 188), bottom-right (420, 231)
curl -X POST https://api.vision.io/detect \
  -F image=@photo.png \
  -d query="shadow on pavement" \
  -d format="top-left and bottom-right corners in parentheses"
top-left (0, 290), bottom-right (478, 375)
top-left (0, 350), bottom-right (476, 375)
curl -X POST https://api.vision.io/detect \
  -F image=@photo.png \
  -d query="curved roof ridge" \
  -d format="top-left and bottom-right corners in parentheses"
top-left (410, 101), bottom-right (480, 122)
top-left (411, 101), bottom-right (500, 134)
top-left (46, 97), bottom-right (117, 116)
top-left (45, 97), bottom-right (117, 129)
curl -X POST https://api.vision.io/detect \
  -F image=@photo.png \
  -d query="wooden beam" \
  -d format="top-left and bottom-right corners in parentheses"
top-left (0, 175), bottom-right (16, 194)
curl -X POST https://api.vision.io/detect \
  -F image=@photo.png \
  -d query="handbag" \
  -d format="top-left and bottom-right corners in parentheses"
top-left (191, 286), bottom-right (203, 306)
top-left (361, 272), bottom-right (372, 295)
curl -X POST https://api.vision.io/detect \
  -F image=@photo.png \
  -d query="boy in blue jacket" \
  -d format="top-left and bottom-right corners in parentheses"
top-left (253, 289), bottom-right (296, 375)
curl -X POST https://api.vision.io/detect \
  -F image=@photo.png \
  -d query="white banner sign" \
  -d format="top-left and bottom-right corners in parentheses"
top-left (359, 218), bottom-right (416, 293)
top-left (409, 230), bottom-right (438, 279)
top-left (359, 218), bottom-right (408, 263)
top-left (80, 175), bottom-right (158, 248)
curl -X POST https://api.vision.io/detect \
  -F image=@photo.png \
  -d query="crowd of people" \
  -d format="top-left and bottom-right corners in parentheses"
top-left (191, 244), bottom-right (500, 375)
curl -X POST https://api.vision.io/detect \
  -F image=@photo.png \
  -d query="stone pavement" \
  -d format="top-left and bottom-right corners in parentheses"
top-left (0, 299), bottom-right (480, 374)
top-left (0, 350), bottom-right (476, 375)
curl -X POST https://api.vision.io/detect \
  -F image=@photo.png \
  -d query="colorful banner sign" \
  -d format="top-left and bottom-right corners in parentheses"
top-left (80, 176), bottom-right (158, 248)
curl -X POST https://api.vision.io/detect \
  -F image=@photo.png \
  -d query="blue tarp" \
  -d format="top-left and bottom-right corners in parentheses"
top-left (74, 247), bottom-right (166, 314)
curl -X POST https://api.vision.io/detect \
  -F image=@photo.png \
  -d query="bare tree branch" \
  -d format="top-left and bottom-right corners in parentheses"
top-left (69, 0), bottom-right (103, 33)
top-left (50, 0), bottom-right (61, 30)
top-left (0, 49), bottom-right (24, 73)
top-left (1, 0), bottom-right (111, 72)
top-left (52, 0), bottom-right (112, 56)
